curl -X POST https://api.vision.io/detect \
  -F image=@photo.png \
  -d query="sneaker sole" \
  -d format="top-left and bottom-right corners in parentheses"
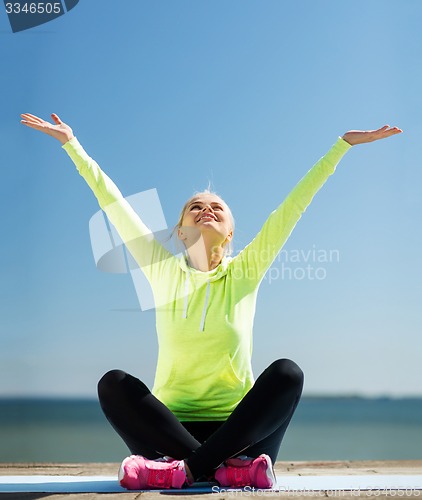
top-left (118, 455), bottom-right (134, 484)
top-left (262, 454), bottom-right (277, 489)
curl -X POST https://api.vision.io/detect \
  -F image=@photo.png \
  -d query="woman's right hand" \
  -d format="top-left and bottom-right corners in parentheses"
top-left (21, 113), bottom-right (74, 145)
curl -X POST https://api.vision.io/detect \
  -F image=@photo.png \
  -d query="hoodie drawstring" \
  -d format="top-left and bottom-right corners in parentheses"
top-left (199, 280), bottom-right (211, 332)
top-left (182, 271), bottom-right (210, 332)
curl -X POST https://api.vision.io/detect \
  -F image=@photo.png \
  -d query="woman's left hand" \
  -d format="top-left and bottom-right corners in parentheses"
top-left (342, 125), bottom-right (402, 146)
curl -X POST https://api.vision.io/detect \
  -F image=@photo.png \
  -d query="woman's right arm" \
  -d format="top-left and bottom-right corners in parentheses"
top-left (21, 113), bottom-right (74, 144)
top-left (21, 113), bottom-right (172, 277)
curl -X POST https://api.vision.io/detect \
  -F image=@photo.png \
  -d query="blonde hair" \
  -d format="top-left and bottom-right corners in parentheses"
top-left (174, 189), bottom-right (235, 257)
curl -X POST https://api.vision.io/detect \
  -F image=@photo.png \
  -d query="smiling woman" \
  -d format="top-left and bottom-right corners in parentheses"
top-left (20, 112), bottom-right (402, 491)
top-left (176, 192), bottom-right (235, 271)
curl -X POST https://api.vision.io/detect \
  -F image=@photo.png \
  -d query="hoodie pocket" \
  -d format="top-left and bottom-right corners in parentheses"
top-left (158, 352), bottom-right (244, 400)
top-left (224, 354), bottom-right (243, 386)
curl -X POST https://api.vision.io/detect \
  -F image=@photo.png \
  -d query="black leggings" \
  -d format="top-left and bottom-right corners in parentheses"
top-left (97, 358), bottom-right (304, 481)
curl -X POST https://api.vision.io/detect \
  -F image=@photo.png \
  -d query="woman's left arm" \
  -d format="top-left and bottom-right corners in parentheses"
top-left (232, 125), bottom-right (402, 286)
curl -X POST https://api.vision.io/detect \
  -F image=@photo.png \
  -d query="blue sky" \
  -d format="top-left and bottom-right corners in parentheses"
top-left (0, 0), bottom-right (421, 398)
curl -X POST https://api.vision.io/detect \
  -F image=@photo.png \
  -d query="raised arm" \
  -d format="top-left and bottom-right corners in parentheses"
top-left (232, 125), bottom-right (402, 287)
top-left (20, 113), bottom-right (173, 280)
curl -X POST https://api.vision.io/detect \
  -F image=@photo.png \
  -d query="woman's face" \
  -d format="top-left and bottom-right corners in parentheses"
top-left (179, 193), bottom-right (233, 245)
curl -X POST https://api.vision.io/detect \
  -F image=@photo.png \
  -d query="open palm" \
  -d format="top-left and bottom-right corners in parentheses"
top-left (21, 113), bottom-right (74, 145)
top-left (342, 125), bottom-right (402, 146)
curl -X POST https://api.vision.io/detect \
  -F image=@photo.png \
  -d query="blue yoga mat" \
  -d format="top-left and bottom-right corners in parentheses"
top-left (0, 475), bottom-right (421, 493)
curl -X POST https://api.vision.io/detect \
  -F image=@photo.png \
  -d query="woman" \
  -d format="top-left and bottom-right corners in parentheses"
top-left (21, 113), bottom-right (402, 490)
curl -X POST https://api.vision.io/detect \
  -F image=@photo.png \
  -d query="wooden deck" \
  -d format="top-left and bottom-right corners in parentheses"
top-left (0, 460), bottom-right (421, 499)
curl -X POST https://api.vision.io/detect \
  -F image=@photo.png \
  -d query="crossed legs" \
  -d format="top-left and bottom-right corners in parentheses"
top-left (97, 358), bottom-right (304, 481)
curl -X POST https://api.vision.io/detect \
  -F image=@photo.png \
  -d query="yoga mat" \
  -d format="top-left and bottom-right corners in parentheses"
top-left (0, 475), bottom-right (421, 493)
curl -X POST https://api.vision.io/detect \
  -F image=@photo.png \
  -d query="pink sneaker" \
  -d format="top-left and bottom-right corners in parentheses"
top-left (215, 454), bottom-right (276, 489)
top-left (118, 455), bottom-right (189, 490)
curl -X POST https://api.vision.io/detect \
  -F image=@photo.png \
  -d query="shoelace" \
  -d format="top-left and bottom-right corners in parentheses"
top-left (147, 467), bottom-right (174, 488)
top-left (226, 463), bottom-right (252, 487)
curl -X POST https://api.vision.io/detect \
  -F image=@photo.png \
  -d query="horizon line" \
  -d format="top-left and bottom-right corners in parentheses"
top-left (1, 393), bottom-right (421, 401)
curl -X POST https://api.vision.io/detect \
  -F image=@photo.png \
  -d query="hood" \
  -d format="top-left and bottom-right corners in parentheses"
top-left (177, 254), bottom-right (231, 281)
top-left (177, 254), bottom-right (232, 332)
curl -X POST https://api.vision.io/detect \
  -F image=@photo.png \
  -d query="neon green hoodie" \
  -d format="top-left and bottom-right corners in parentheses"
top-left (63, 137), bottom-right (351, 421)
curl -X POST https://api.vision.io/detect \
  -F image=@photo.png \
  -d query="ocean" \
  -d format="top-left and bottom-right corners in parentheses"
top-left (0, 397), bottom-right (421, 463)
